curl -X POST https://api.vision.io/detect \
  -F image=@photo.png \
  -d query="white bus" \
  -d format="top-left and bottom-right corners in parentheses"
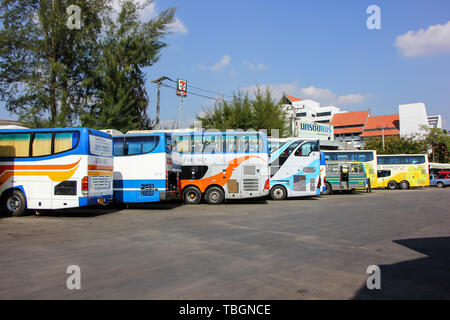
top-left (269, 139), bottom-right (321, 200)
top-left (0, 128), bottom-right (113, 216)
top-left (172, 131), bottom-right (270, 204)
top-left (377, 154), bottom-right (429, 189)
top-left (112, 133), bottom-right (181, 203)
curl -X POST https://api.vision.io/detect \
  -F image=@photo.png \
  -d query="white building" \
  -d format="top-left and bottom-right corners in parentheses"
top-left (399, 102), bottom-right (442, 137)
top-left (280, 95), bottom-right (342, 123)
top-left (279, 94), bottom-right (344, 133)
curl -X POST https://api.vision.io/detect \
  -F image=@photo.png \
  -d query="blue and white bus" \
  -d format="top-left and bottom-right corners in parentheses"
top-left (268, 139), bottom-right (321, 200)
top-left (172, 131), bottom-right (270, 204)
top-left (0, 128), bottom-right (113, 216)
top-left (112, 133), bottom-right (181, 203)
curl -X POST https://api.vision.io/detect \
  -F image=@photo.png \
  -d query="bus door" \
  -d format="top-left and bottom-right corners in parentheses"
top-left (291, 141), bottom-right (320, 193)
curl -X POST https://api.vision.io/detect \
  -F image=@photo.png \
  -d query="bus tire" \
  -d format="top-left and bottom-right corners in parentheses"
top-left (437, 181), bottom-right (445, 188)
top-left (1, 189), bottom-right (27, 217)
top-left (387, 180), bottom-right (398, 190)
top-left (321, 182), bottom-right (332, 195)
top-left (270, 185), bottom-right (287, 201)
top-left (182, 186), bottom-right (202, 205)
top-left (205, 186), bottom-right (225, 205)
top-left (399, 180), bottom-right (410, 190)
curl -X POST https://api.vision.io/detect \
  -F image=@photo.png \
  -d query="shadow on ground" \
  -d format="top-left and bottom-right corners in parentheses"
top-left (353, 237), bottom-right (450, 299)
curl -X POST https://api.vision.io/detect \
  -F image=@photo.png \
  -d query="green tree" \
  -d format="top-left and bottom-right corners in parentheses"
top-left (81, 0), bottom-right (175, 132)
top-left (197, 86), bottom-right (288, 136)
top-left (363, 135), bottom-right (428, 155)
top-left (0, 0), bottom-right (106, 127)
top-left (422, 127), bottom-right (450, 163)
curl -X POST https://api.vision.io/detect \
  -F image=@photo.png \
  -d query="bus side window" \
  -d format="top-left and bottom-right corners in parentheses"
top-left (203, 135), bottom-right (222, 153)
top-left (191, 135), bottom-right (203, 153)
top-left (0, 133), bottom-right (31, 157)
top-left (113, 138), bottom-right (125, 156)
top-left (377, 170), bottom-right (391, 178)
top-left (54, 132), bottom-right (79, 153)
top-left (248, 135), bottom-right (259, 153)
top-left (176, 135), bottom-right (190, 153)
top-left (224, 135), bottom-right (237, 153)
top-left (32, 132), bottom-right (52, 157)
top-left (295, 141), bottom-right (317, 156)
top-left (238, 135), bottom-right (250, 153)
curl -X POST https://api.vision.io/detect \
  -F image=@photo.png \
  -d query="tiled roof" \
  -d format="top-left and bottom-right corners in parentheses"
top-left (330, 110), bottom-right (370, 127)
top-left (363, 114), bottom-right (399, 130)
top-left (360, 114), bottom-right (400, 137)
top-left (285, 94), bottom-right (302, 102)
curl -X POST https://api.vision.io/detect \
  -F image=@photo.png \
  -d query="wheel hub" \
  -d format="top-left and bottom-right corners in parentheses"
top-left (7, 196), bottom-right (20, 212)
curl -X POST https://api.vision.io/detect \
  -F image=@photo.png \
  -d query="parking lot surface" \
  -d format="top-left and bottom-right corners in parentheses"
top-left (0, 188), bottom-right (449, 299)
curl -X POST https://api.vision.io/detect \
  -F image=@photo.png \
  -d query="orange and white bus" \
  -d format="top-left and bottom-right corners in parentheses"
top-left (172, 131), bottom-right (270, 204)
top-left (0, 128), bottom-right (113, 216)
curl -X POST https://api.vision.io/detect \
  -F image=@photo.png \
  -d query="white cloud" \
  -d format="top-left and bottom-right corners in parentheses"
top-left (168, 17), bottom-right (188, 34)
top-left (210, 54), bottom-right (231, 71)
top-left (395, 21), bottom-right (450, 57)
top-left (241, 83), bottom-right (372, 107)
top-left (242, 60), bottom-right (267, 71)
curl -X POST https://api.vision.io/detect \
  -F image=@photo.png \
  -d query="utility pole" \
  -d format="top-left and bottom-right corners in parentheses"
top-left (382, 128), bottom-right (385, 151)
top-left (151, 76), bottom-right (170, 130)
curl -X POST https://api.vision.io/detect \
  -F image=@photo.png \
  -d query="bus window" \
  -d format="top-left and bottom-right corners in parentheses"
top-left (238, 135), bottom-right (250, 153)
top-left (295, 141), bottom-right (319, 156)
top-left (203, 135), bottom-right (222, 153)
top-left (32, 132), bottom-right (52, 157)
top-left (125, 136), bottom-right (159, 155)
top-left (248, 135), bottom-right (259, 153)
top-left (377, 169), bottom-right (391, 177)
top-left (176, 135), bottom-right (190, 153)
top-left (190, 135), bottom-right (202, 153)
top-left (113, 138), bottom-right (125, 156)
top-left (224, 135), bottom-right (237, 153)
top-left (0, 133), bottom-right (31, 157)
top-left (411, 156), bottom-right (425, 164)
top-left (54, 131), bottom-right (79, 154)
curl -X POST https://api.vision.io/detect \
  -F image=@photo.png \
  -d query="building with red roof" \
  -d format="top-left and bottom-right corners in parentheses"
top-left (330, 110), bottom-right (370, 148)
top-left (360, 114), bottom-right (400, 138)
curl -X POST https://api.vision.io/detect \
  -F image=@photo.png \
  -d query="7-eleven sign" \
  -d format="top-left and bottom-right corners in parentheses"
top-left (177, 79), bottom-right (187, 97)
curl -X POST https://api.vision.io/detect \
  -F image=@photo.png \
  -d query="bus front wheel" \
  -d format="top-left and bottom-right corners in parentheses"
top-left (437, 181), bottom-right (445, 188)
top-left (205, 186), bottom-right (225, 205)
top-left (387, 180), bottom-right (398, 190)
top-left (270, 185), bottom-right (287, 201)
top-left (182, 187), bottom-right (202, 205)
top-left (1, 189), bottom-right (27, 217)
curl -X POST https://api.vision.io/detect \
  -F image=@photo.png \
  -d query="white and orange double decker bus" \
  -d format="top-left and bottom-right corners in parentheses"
top-left (172, 131), bottom-right (270, 204)
top-left (0, 128), bottom-right (113, 216)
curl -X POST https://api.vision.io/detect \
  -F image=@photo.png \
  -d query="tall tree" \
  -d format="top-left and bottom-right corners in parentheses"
top-left (197, 86), bottom-right (289, 136)
top-left (363, 135), bottom-right (428, 155)
top-left (81, 0), bottom-right (175, 132)
top-left (0, 0), bottom-right (107, 127)
top-left (422, 127), bottom-right (450, 163)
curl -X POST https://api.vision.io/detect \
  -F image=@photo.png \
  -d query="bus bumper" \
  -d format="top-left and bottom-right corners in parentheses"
top-left (159, 191), bottom-right (179, 201)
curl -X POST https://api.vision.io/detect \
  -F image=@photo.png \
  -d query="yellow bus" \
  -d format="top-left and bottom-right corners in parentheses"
top-left (376, 154), bottom-right (429, 189)
top-left (323, 150), bottom-right (379, 188)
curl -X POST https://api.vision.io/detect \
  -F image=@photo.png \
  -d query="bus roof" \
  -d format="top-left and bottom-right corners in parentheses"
top-left (0, 127), bottom-right (111, 138)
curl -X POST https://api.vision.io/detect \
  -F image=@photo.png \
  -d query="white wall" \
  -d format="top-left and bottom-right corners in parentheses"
top-left (399, 103), bottom-right (429, 137)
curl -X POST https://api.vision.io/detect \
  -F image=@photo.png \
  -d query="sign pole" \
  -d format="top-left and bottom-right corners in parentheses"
top-left (179, 95), bottom-right (183, 129)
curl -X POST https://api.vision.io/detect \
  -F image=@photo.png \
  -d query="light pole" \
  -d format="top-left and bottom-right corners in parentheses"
top-left (151, 76), bottom-right (170, 130)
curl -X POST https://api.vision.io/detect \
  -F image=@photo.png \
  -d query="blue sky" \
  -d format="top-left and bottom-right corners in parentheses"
top-left (2, 0), bottom-right (450, 129)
